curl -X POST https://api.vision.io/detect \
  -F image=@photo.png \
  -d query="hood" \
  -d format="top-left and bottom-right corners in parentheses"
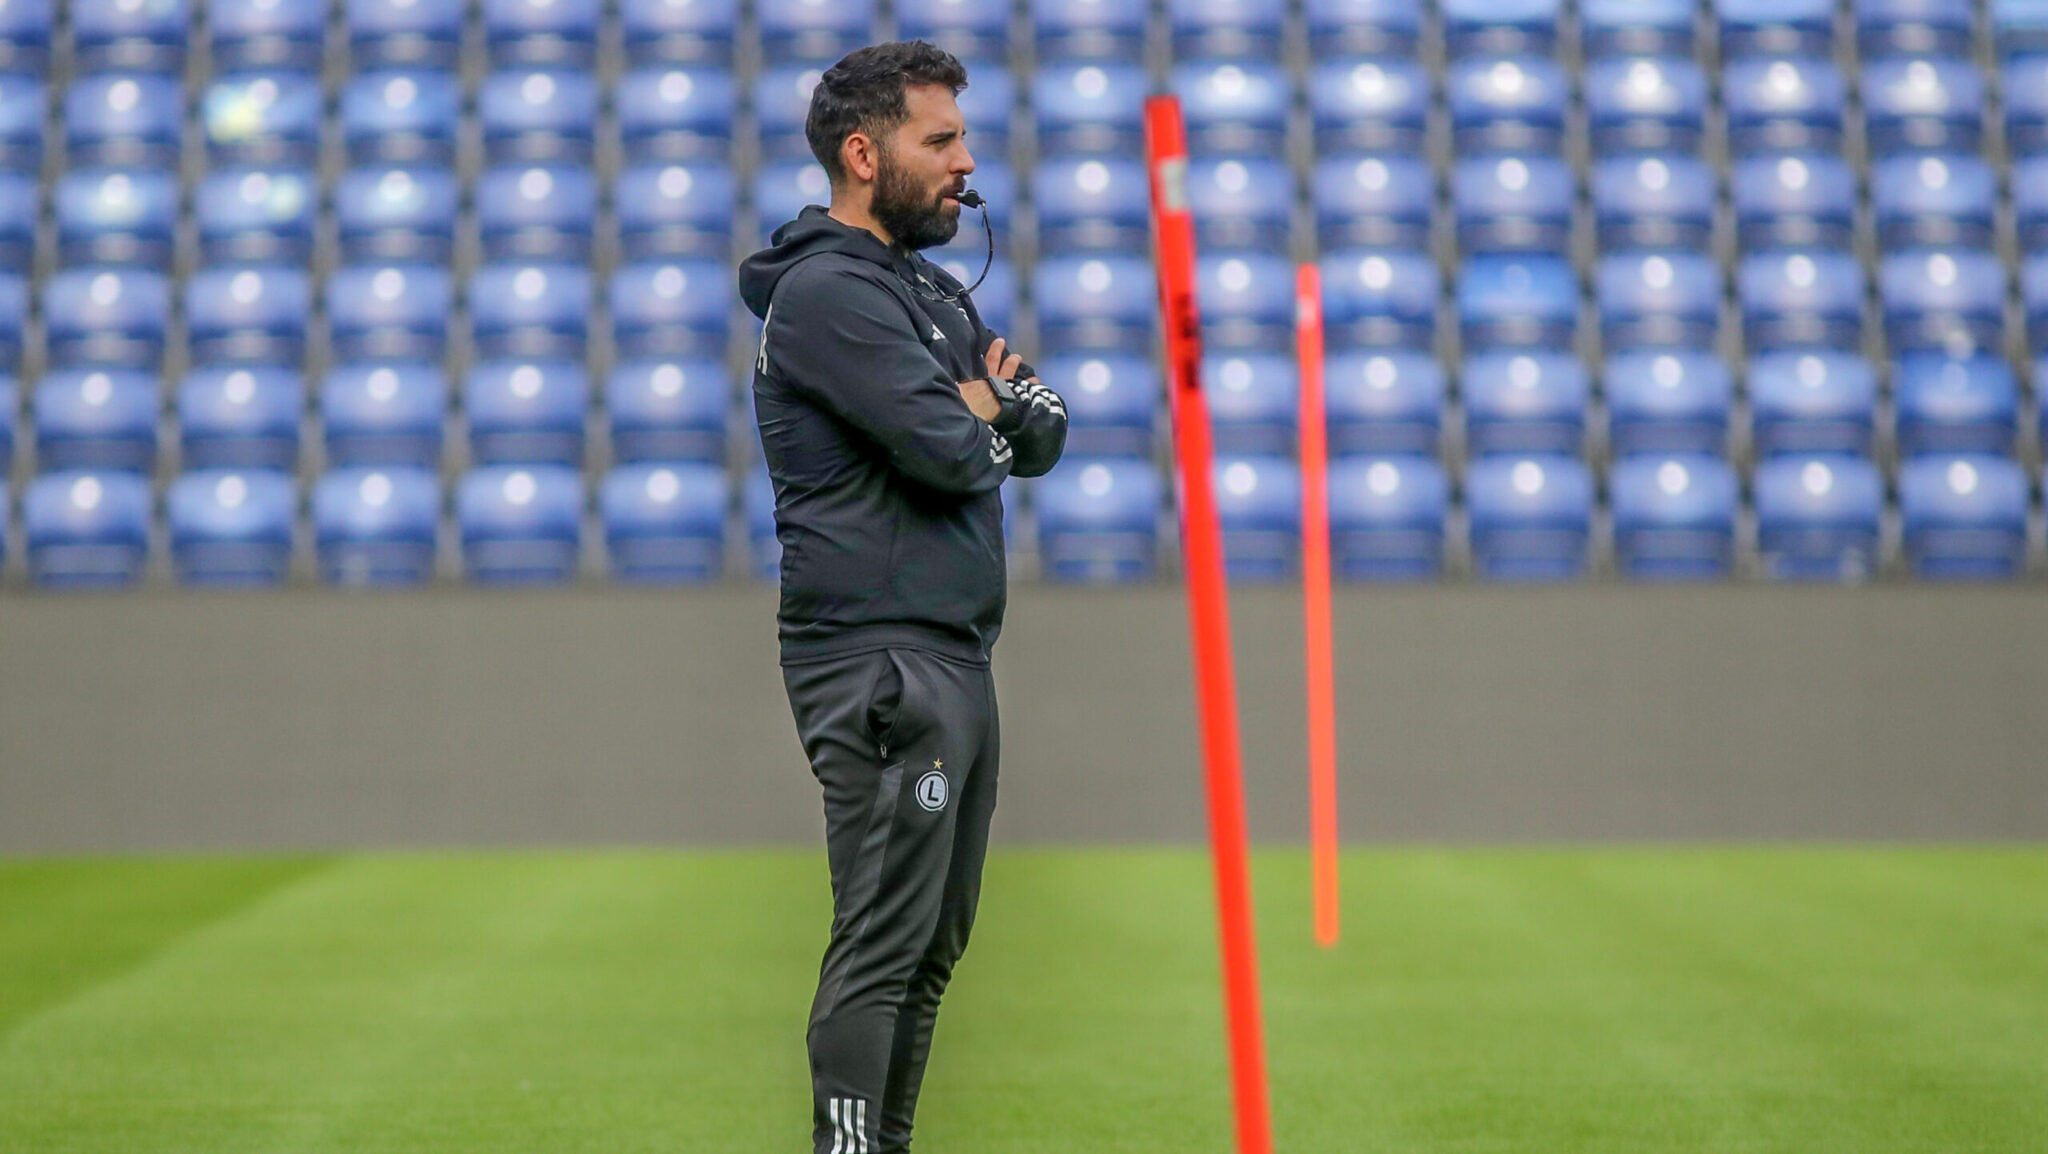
top-left (738, 205), bottom-right (905, 319)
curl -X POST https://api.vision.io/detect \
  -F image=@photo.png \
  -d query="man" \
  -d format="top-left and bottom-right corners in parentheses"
top-left (736, 40), bottom-right (1068, 1154)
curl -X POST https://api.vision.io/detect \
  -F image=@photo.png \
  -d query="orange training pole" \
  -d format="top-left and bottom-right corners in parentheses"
top-left (1144, 95), bottom-right (1276, 1154)
top-left (1295, 262), bottom-right (1342, 950)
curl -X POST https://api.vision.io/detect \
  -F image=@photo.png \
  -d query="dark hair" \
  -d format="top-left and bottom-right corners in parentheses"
top-left (806, 40), bottom-right (969, 184)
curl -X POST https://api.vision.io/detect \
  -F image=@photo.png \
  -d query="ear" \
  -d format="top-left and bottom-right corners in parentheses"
top-left (840, 130), bottom-right (880, 184)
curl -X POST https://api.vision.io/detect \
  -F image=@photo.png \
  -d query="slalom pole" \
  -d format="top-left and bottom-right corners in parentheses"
top-left (1144, 95), bottom-right (1276, 1154)
top-left (1295, 263), bottom-right (1342, 950)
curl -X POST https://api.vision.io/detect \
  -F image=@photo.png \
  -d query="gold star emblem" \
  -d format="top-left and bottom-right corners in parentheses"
top-left (932, 759), bottom-right (944, 770)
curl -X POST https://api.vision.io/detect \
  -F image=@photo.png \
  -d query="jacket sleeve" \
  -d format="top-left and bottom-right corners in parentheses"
top-left (967, 308), bottom-right (1068, 479)
top-left (766, 263), bottom-right (1014, 495)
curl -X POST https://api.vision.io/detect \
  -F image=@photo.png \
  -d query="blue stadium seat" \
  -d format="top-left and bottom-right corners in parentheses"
top-left (620, 0), bottom-right (737, 65)
top-left (1033, 155), bottom-right (1150, 254)
top-left (210, 0), bottom-right (325, 71)
top-left (1466, 454), bottom-right (1595, 581)
top-left (956, 67), bottom-right (1015, 158)
top-left (1457, 254), bottom-right (1578, 351)
top-left (1327, 454), bottom-right (1447, 579)
top-left (611, 259), bottom-right (730, 359)
top-left (1584, 55), bottom-right (1708, 156)
top-left (1034, 255), bottom-right (1155, 352)
top-left (0, 0), bottom-right (52, 75)
top-left (476, 164), bottom-right (598, 261)
top-left (740, 463), bottom-right (779, 581)
top-left (608, 357), bottom-right (730, 464)
top-left (480, 69), bottom-right (600, 163)
top-left (2010, 155), bottom-right (2048, 250)
top-left (1755, 454), bottom-right (1886, 581)
top-left (64, 73), bottom-right (181, 167)
top-left (1596, 250), bottom-right (1721, 351)
top-left (347, 0), bottom-right (463, 69)
top-left (0, 172), bottom-right (31, 274)
top-left (1032, 0), bottom-right (1146, 60)
top-left (1306, 0), bottom-right (1421, 59)
top-left (458, 464), bottom-right (584, 584)
top-left (321, 362), bottom-right (447, 467)
top-left (1187, 156), bottom-right (1292, 251)
top-left (1035, 456), bottom-right (1161, 582)
top-left (1212, 455), bottom-right (1301, 581)
top-left (470, 262), bottom-right (592, 360)
top-left (758, 0), bottom-right (873, 64)
top-left (753, 62), bottom-right (824, 162)
top-left (1995, 0), bottom-right (2048, 58)
top-left (2003, 53), bottom-right (2048, 155)
top-left (1861, 0), bottom-right (1974, 59)
top-left (1864, 56), bottom-right (1984, 157)
top-left (2023, 252), bottom-right (2048, 351)
top-left (1169, 0), bottom-right (1285, 60)
top-left (194, 166), bottom-right (318, 264)
top-left (616, 65), bottom-right (737, 161)
top-left (1171, 59), bottom-right (1290, 157)
top-left (1718, 0), bottom-right (1835, 57)
top-left (178, 365), bottom-right (303, 471)
top-left (601, 461), bottom-right (727, 583)
top-left (1881, 247), bottom-right (2005, 355)
top-left (0, 272), bottom-right (23, 370)
top-left (166, 468), bottom-right (296, 586)
top-left (1899, 454), bottom-right (2031, 580)
top-left (1592, 154), bottom-right (1716, 252)
top-left (201, 70), bottom-right (322, 166)
top-left (1319, 249), bottom-right (1439, 351)
top-left (186, 264), bottom-right (312, 367)
top-left (23, 470), bottom-right (152, 588)
top-left (1605, 350), bottom-right (1733, 456)
top-left (1032, 62), bottom-right (1148, 155)
top-left (1453, 153), bottom-right (1574, 255)
top-left (1894, 353), bottom-right (2021, 456)
top-left (1723, 56), bottom-right (1848, 153)
top-left (1446, 55), bottom-right (1570, 154)
top-left (1581, 0), bottom-right (1696, 58)
top-left (1461, 350), bottom-right (1589, 456)
top-left (1872, 153), bottom-right (1997, 251)
top-left (33, 368), bottom-right (157, 472)
top-left (0, 74), bottom-right (45, 172)
top-left (897, 0), bottom-right (1010, 62)
top-left (930, 254), bottom-right (1018, 336)
top-left (313, 465), bottom-right (441, 585)
top-left (483, 0), bottom-right (600, 67)
top-left (616, 161), bottom-right (736, 260)
top-left (465, 359), bottom-right (589, 466)
top-left (1204, 353), bottom-right (1296, 455)
top-left (1040, 353), bottom-right (1158, 457)
top-left (1198, 253), bottom-right (1294, 351)
top-left (1610, 454), bottom-right (1741, 580)
top-left (1325, 349), bottom-right (1443, 455)
top-left (327, 263), bottom-right (453, 363)
top-left (1308, 56), bottom-right (1429, 153)
top-left (1312, 153), bottom-right (1433, 250)
top-left (1739, 249), bottom-right (1865, 352)
top-left (752, 161), bottom-right (832, 243)
top-left (54, 167), bottom-right (178, 269)
top-left (334, 165), bottom-right (460, 263)
top-left (1750, 350), bottom-right (1879, 456)
top-left (342, 69), bottom-right (461, 165)
top-left (43, 266), bottom-right (169, 368)
top-left (1443, 0), bottom-right (1560, 59)
top-left (72, 0), bottom-right (188, 73)
top-left (0, 374), bottom-right (14, 476)
top-left (1731, 152), bottom-right (1857, 252)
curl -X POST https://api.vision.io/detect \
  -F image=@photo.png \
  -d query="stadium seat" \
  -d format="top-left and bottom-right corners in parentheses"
top-left (1034, 456), bottom-right (1161, 582)
top-left (334, 166), bottom-right (460, 263)
top-left (54, 167), bottom-right (178, 269)
top-left (33, 368), bottom-right (158, 472)
top-left (1863, 56), bottom-right (1984, 157)
top-left (0, 74), bottom-right (45, 172)
top-left (1170, 59), bottom-right (1290, 157)
top-left (194, 166), bottom-right (319, 264)
top-left (2003, 52), bottom-right (2048, 156)
top-left (1899, 454), bottom-right (2031, 580)
top-left (177, 365), bottom-right (304, 471)
top-left (1591, 154), bottom-right (1716, 252)
top-left (469, 262), bottom-right (592, 360)
top-left (607, 357), bottom-right (730, 464)
top-left (1881, 248), bottom-right (2005, 355)
top-left (1738, 250), bottom-right (1865, 352)
top-left (0, 272), bottom-right (23, 370)
top-left (2022, 253), bottom-right (2048, 351)
top-left (611, 260), bottom-right (731, 359)
top-left (1872, 154), bottom-right (1997, 251)
top-left (2010, 156), bottom-right (2048, 251)
top-left (1584, 55), bottom-right (1708, 156)
top-left (1204, 353), bottom-right (1296, 455)
top-left (43, 266), bottom-right (169, 368)
top-left (955, 67), bottom-right (1015, 158)
top-left (1859, 0), bottom-right (1975, 60)
top-left (23, 470), bottom-right (152, 588)
top-left (897, 0), bottom-right (1010, 62)
top-left (1034, 255), bottom-right (1155, 353)
top-left (758, 0), bottom-right (873, 64)
top-left (346, 0), bottom-right (463, 69)
top-left (1604, 350), bottom-right (1733, 456)
top-left (1443, 0), bottom-right (1559, 58)
top-left (1718, 0), bottom-right (1836, 57)
top-left (1581, 0), bottom-right (1696, 58)
top-left (752, 161), bottom-right (832, 243)
top-left (0, 0), bottom-right (52, 74)
top-left (616, 66), bottom-right (737, 161)
top-left (479, 69), bottom-right (600, 164)
top-left (64, 73), bottom-right (182, 167)
top-left (327, 263), bottom-right (453, 363)
top-left (1462, 350), bottom-right (1589, 456)
top-left (1312, 153), bottom-right (1433, 251)
top-left (620, 0), bottom-right (737, 64)
top-left (483, 0), bottom-right (600, 67)
top-left (1319, 249), bottom-right (1439, 351)
top-left (602, 461), bottom-right (728, 583)
top-left (1749, 350), bottom-right (1880, 457)
top-left (1893, 353), bottom-right (2021, 456)
top-left (210, 0), bottom-right (326, 71)
top-left (1609, 454), bottom-right (1741, 580)
top-left (1723, 56), bottom-right (1848, 153)
top-left (1731, 152), bottom-right (1857, 253)
top-left (1033, 155), bottom-right (1150, 254)
top-left (1032, 0), bottom-right (1147, 61)
top-left (342, 69), bottom-right (462, 165)
top-left (476, 164), bottom-right (598, 261)
top-left (72, 0), bottom-right (188, 73)
top-left (1446, 55), bottom-right (1570, 154)
top-left (166, 468), bottom-right (297, 587)
top-left (1308, 56), bottom-right (1430, 153)
top-left (743, 463), bottom-right (779, 581)
top-left (201, 70), bottom-right (323, 167)
top-left (466, 359), bottom-right (589, 466)
top-left (1453, 153), bottom-right (1574, 255)
top-left (1754, 454), bottom-right (1886, 581)
top-left (1457, 254), bottom-right (1578, 352)
top-left (1040, 353), bottom-right (1158, 457)
top-left (0, 172), bottom-right (30, 273)
top-left (1198, 253), bottom-right (1295, 351)
top-left (930, 254), bottom-right (1017, 336)
top-left (1596, 250), bottom-right (1721, 351)
top-left (753, 63), bottom-right (825, 162)
top-left (1212, 455), bottom-right (1301, 581)
top-left (0, 373), bottom-right (14, 476)
top-left (1327, 454), bottom-right (1448, 579)
top-left (1186, 156), bottom-right (1293, 253)
top-left (313, 465), bottom-right (442, 585)
top-left (1325, 349), bottom-right (1443, 455)
top-left (458, 464), bottom-right (585, 585)
top-left (320, 362), bottom-right (447, 468)
top-left (1305, 0), bottom-right (1421, 59)
top-left (1465, 454), bottom-right (1595, 582)
top-left (1995, 0), bottom-right (2048, 58)
top-left (615, 161), bottom-right (736, 261)
top-left (1032, 62), bottom-right (1148, 155)
top-left (185, 264), bottom-right (312, 367)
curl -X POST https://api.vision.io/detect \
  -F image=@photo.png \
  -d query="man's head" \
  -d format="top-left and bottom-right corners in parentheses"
top-left (806, 40), bottom-right (974, 251)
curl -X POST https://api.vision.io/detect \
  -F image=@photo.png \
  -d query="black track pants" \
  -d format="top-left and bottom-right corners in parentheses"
top-left (782, 646), bottom-right (1000, 1154)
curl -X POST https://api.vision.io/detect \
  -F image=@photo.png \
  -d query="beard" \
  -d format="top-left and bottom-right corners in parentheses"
top-left (871, 147), bottom-right (960, 251)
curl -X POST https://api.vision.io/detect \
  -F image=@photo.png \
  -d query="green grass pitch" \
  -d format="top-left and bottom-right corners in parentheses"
top-left (1, 847), bottom-right (2043, 1153)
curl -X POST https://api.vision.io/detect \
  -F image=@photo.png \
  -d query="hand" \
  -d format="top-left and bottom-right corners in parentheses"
top-left (984, 337), bottom-right (1024, 383)
top-left (956, 377), bottom-right (1001, 422)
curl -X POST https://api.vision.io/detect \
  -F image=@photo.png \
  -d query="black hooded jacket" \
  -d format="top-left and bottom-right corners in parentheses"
top-left (738, 206), bottom-right (1068, 666)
